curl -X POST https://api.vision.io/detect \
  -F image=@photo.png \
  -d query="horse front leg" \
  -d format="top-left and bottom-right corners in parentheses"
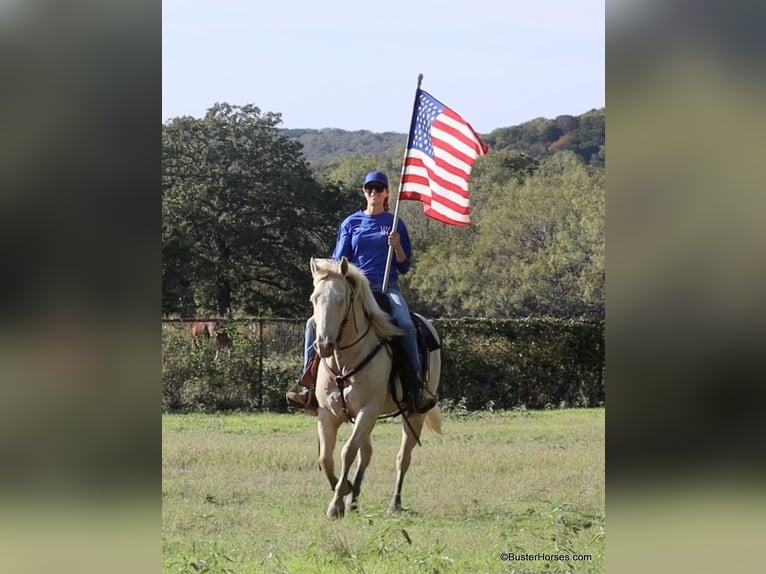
top-left (349, 434), bottom-right (373, 510)
top-left (327, 410), bottom-right (376, 518)
top-left (317, 414), bottom-right (339, 491)
top-left (389, 414), bottom-right (426, 513)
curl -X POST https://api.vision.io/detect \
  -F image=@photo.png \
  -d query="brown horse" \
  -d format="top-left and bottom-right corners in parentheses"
top-left (190, 320), bottom-right (232, 359)
top-left (309, 257), bottom-right (443, 518)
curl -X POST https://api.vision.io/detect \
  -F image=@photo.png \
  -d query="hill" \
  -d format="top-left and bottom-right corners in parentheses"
top-left (281, 108), bottom-right (604, 166)
top-left (280, 128), bottom-right (405, 164)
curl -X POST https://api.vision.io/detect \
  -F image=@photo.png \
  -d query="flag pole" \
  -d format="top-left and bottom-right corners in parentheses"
top-left (382, 73), bottom-right (423, 293)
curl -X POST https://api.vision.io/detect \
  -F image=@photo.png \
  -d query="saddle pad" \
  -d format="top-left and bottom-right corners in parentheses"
top-left (412, 313), bottom-right (441, 352)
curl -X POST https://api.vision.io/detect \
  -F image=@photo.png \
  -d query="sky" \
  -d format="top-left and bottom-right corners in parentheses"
top-left (162, 0), bottom-right (604, 134)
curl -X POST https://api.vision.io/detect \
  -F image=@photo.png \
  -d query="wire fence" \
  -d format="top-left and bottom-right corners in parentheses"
top-left (162, 316), bottom-right (305, 354)
top-left (162, 317), bottom-right (306, 410)
top-left (162, 316), bottom-right (605, 412)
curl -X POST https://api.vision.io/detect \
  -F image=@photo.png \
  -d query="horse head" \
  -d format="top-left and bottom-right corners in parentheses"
top-left (310, 257), bottom-right (353, 357)
top-left (310, 257), bottom-right (403, 358)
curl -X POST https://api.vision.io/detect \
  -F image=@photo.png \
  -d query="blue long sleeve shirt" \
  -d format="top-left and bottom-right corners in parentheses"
top-left (330, 210), bottom-right (412, 291)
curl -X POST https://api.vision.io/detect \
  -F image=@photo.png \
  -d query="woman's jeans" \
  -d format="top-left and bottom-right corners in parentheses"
top-left (303, 288), bottom-right (421, 379)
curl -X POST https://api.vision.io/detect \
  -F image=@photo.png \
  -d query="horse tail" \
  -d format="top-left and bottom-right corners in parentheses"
top-left (423, 404), bottom-right (443, 436)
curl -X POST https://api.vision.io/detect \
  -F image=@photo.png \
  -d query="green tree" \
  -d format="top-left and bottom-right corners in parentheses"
top-left (315, 154), bottom-right (387, 195)
top-left (406, 152), bottom-right (604, 320)
top-left (162, 103), bottom-right (346, 316)
top-left (572, 109), bottom-right (605, 165)
top-left (472, 152), bottom-right (604, 318)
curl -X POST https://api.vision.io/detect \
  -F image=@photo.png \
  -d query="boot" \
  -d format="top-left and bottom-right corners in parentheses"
top-left (409, 384), bottom-right (436, 414)
top-left (286, 384), bottom-right (310, 410)
top-left (398, 353), bottom-right (436, 414)
top-left (286, 354), bottom-right (319, 415)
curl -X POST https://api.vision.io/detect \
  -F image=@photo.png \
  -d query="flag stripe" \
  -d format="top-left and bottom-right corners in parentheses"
top-left (432, 119), bottom-right (484, 165)
top-left (441, 107), bottom-right (488, 155)
top-left (424, 204), bottom-right (471, 225)
top-left (405, 154), bottom-right (469, 201)
top-left (402, 152), bottom-right (470, 212)
top-left (402, 157), bottom-right (471, 215)
top-left (431, 149), bottom-right (472, 189)
top-left (404, 150), bottom-right (468, 205)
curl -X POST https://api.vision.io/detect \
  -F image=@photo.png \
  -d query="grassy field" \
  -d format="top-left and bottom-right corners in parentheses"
top-left (162, 408), bottom-right (604, 573)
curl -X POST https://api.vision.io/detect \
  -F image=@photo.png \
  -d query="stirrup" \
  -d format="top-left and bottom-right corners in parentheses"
top-left (286, 374), bottom-right (318, 416)
top-left (286, 387), bottom-right (308, 410)
top-left (408, 389), bottom-right (436, 414)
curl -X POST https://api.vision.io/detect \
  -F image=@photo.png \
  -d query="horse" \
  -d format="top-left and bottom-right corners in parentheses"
top-left (309, 257), bottom-right (443, 518)
top-left (190, 320), bottom-right (232, 360)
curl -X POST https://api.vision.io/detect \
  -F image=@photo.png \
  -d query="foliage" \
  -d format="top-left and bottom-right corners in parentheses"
top-left (434, 318), bottom-right (604, 411)
top-left (162, 103), bottom-right (351, 317)
top-left (162, 317), bottom-right (604, 413)
top-left (282, 108), bottom-right (604, 168)
top-left (405, 152), bottom-right (604, 320)
top-left (281, 128), bottom-right (406, 166)
top-left (163, 104), bottom-right (604, 322)
top-left (162, 323), bottom-right (301, 412)
top-left (311, 153), bottom-right (398, 216)
top-left (483, 108), bottom-right (605, 166)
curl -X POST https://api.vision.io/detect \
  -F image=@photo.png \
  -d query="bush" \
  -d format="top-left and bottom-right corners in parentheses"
top-left (161, 318), bottom-right (604, 412)
top-left (434, 318), bottom-right (604, 409)
top-left (162, 323), bottom-right (285, 412)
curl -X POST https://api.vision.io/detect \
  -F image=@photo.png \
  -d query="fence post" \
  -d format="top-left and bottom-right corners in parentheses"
top-left (258, 318), bottom-right (264, 407)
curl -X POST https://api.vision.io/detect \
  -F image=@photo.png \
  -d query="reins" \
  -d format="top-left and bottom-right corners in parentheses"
top-left (315, 269), bottom-right (424, 444)
top-left (328, 341), bottom-right (384, 423)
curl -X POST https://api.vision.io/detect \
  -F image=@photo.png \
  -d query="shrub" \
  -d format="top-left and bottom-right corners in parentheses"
top-left (434, 318), bottom-right (604, 409)
top-left (161, 318), bottom-right (604, 412)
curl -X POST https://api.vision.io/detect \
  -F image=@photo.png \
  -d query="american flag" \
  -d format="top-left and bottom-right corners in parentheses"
top-left (399, 89), bottom-right (488, 226)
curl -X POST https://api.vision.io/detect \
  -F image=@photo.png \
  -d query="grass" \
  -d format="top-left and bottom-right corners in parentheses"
top-left (162, 409), bottom-right (604, 573)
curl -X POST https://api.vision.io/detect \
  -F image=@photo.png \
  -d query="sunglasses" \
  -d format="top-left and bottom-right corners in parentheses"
top-left (364, 184), bottom-right (386, 194)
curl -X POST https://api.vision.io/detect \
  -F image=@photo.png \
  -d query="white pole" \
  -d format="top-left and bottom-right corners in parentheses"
top-left (381, 73), bottom-right (423, 293)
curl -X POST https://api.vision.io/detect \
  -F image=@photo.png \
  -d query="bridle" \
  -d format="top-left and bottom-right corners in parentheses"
top-left (316, 275), bottom-right (389, 422)
top-left (314, 271), bottom-right (419, 437)
top-left (333, 279), bottom-right (372, 351)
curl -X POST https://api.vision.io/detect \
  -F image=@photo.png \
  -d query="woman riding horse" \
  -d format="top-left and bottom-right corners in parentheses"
top-left (287, 170), bottom-right (435, 415)
top-left (305, 256), bottom-right (443, 517)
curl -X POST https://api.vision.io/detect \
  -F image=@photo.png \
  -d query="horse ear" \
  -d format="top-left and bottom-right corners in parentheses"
top-left (340, 256), bottom-right (349, 276)
top-left (310, 257), bottom-right (318, 275)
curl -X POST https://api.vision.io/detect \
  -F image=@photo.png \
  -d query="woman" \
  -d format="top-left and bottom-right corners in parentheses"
top-left (287, 170), bottom-right (435, 414)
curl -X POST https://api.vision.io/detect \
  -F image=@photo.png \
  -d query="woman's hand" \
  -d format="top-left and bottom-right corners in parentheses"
top-left (388, 231), bottom-right (407, 263)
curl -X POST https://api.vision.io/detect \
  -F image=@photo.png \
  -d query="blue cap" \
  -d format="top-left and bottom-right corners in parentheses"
top-left (363, 171), bottom-right (388, 188)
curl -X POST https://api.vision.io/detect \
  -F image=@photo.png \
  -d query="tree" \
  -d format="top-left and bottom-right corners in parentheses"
top-left (472, 152), bottom-right (604, 318)
top-left (162, 103), bottom-right (348, 316)
top-left (405, 152), bottom-right (604, 320)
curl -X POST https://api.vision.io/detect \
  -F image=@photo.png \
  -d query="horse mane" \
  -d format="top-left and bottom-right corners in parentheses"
top-left (311, 258), bottom-right (404, 340)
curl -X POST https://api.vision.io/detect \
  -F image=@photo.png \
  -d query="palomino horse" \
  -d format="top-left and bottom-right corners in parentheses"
top-left (309, 257), bottom-right (443, 518)
top-left (190, 320), bottom-right (232, 360)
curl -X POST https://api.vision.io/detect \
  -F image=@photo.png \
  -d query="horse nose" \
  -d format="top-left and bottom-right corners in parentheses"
top-left (314, 337), bottom-right (335, 357)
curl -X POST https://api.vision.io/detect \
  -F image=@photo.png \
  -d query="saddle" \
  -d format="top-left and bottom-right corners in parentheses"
top-left (371, 292), bottom-right (441, 383)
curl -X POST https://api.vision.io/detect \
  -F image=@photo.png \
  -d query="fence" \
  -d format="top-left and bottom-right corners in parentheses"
top-left (162, 317), bottom-right (305, 410)
top-left (162, 317), bottom-right (605, 412)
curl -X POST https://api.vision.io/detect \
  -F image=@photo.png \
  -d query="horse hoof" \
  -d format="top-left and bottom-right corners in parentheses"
top-left (327, 501), bottom-right (345, 519)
